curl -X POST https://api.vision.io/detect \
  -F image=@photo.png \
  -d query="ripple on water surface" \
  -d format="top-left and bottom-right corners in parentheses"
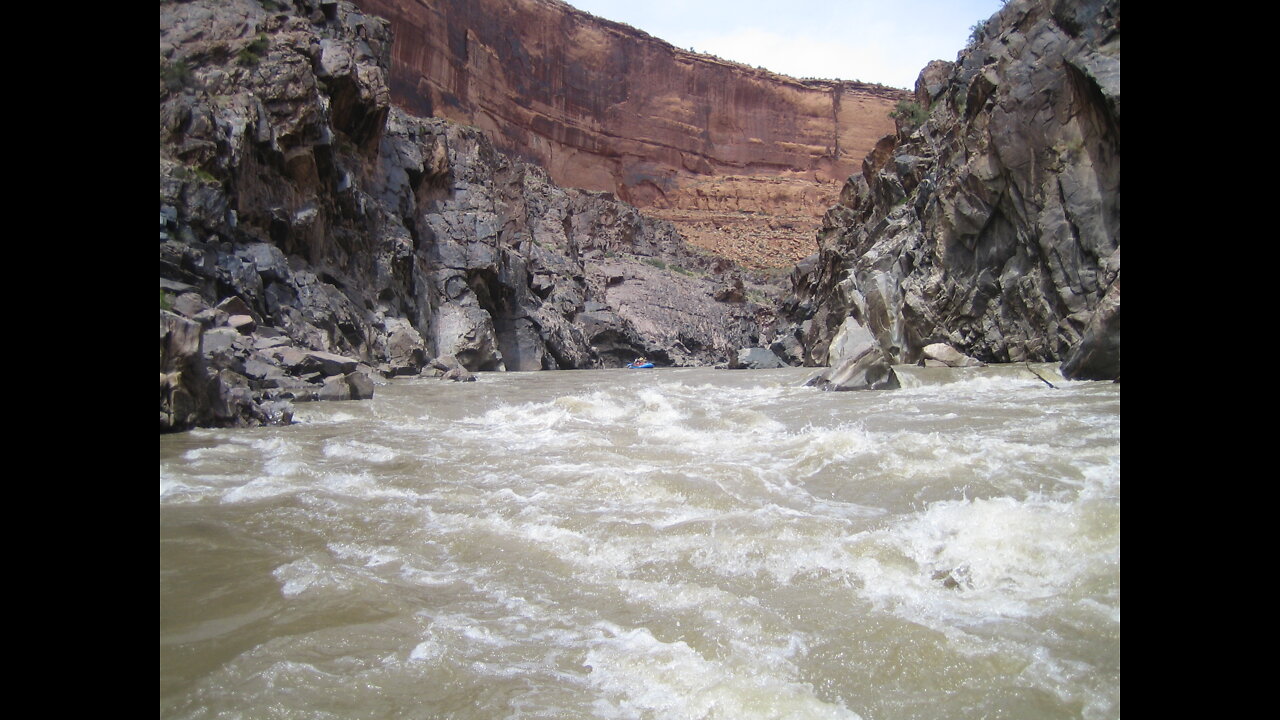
top-left (160, 366), bottom-right (1118, 720)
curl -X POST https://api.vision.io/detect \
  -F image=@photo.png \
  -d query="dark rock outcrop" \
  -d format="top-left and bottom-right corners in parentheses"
top-left (160, 0), bottom-right (773, 430)
top-left (782, 0), bottom-right (1120, 381)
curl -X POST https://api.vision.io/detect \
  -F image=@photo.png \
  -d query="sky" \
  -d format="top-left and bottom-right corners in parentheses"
top-left (562, 0), bottom-right (1007, 90)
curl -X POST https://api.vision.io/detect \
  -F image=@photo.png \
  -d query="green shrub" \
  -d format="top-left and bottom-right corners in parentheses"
top-left (890, 100), bottom-right (928, 130)
top-left (237, 34), bottom-right (270, 66)
top-left (160, 60), bottom-right (193, 91)
top-left (969, 19), bottom-right (988, 45)
top-left (173, 164), bottom-right (219, 185)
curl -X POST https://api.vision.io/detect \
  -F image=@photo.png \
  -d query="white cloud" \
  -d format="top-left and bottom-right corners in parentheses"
top-left (564, 0), bottom-right (1005, 89)
top-left (687, 27), bottom-right (919, 87)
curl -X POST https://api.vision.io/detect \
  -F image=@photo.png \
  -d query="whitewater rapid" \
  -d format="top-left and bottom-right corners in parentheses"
top-left (160, 365), bottom-right (1119, 719)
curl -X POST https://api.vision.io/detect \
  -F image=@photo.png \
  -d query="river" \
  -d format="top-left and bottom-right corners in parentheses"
top-left (160, 364), bottom-right (1119, 719)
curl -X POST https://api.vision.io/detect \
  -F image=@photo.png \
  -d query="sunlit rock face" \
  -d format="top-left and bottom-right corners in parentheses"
top-left (354, 0), bottom-right (907, 267)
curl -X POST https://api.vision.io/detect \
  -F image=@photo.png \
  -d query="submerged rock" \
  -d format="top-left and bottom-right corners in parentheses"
top-left (443, 367), bottom-right (477, 382)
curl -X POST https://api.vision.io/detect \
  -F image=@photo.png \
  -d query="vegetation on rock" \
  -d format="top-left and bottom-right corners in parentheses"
top-left (889, 99), bottom-right (928, 131)
top-left (236, 34), bottom-right (269, 66)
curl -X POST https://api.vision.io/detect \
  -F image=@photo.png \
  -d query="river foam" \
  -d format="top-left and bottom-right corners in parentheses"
top-left (161, 365), bottom-right (1119, 719)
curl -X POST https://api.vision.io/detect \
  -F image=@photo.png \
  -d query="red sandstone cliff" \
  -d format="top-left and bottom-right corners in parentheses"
top-left (353, 0), bottom-right (908, 267)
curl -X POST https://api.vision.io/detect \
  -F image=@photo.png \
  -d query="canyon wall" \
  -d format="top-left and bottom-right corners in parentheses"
top-left (780, 0), bottom-right (1120, 382)
top-left (352, 0), bottom-right (907, 267)
top-left (160, 0), bottom-right (775, 430)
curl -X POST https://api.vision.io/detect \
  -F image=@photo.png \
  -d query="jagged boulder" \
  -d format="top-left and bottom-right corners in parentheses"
top-left (161, 307), bottom-right (302, 431)
top-left (208, 368), bottom-right (263, 422)
top-left (805, 345), bottom-right (900, 392)
top-left (314, 371), bottom-right (376, 401)
top-left (443, 367), bottom-right (477, 382)
top-left (161, 285), bottom-right (389, 428)
top-left (1060, 272), bottom-right (1120, 380)
top-left (377, 316), bottom-right (429, 376)
top-left (160, 310), bottom-right (205, 432)
top-left (803, 315), bottom-right (900, 390)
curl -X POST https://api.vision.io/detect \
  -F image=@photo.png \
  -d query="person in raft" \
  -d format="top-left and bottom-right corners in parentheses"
top-left (629, 357), bottom-right (650, 368)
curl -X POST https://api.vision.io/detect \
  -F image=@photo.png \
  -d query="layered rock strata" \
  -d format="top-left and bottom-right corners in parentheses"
top-left (352, 0), bottom-right (906, 268)
top-left (781, 0), bottom-right (1120, 381)
top-left (160, 0), bottom-right (774, 430)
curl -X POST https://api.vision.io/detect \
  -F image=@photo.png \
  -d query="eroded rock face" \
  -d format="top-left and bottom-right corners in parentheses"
top-left (783, 0), bottom-right (1120, 380)
top-left (352, 0), bottom-right (907, 268)
top-left (160, 0), bottom-right (773, 429)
